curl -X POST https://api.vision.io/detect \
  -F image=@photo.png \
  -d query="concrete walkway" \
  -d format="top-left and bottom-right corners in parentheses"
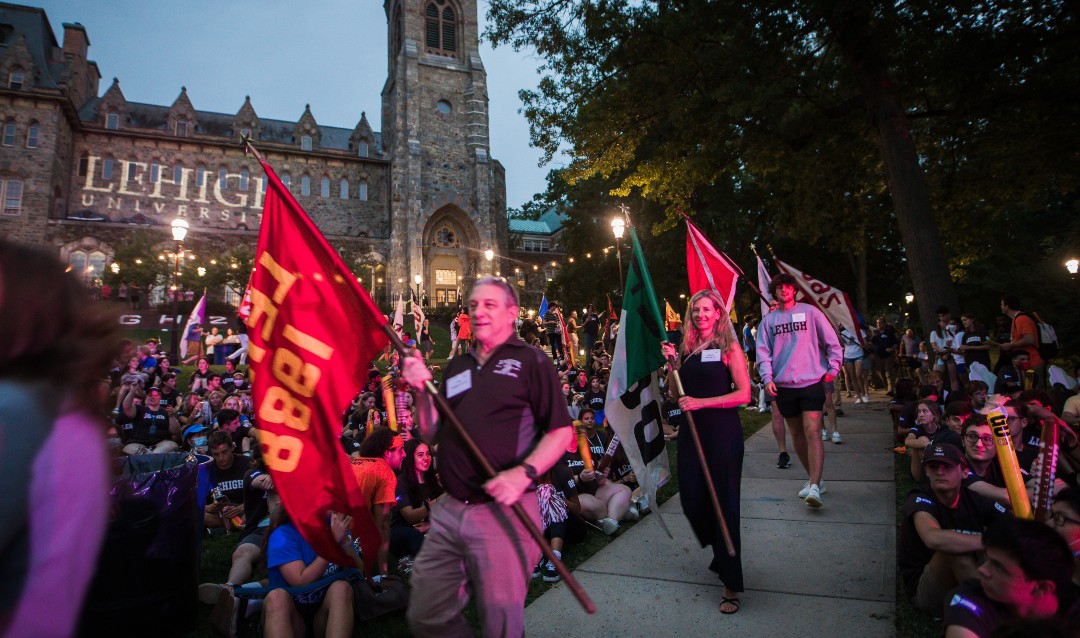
top-left (525, 391), bottom-right (897, 637)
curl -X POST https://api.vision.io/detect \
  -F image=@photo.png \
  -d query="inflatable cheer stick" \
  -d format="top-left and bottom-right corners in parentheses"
top-left (988, 408), bottom-right (1033, 520)
top-left (1033, 420), bottom-right (1059, 524)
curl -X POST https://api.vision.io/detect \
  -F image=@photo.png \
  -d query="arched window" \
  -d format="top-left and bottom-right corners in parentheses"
top-left (282, 173), bottom-right (291, 190)
top-left (175, 121), bottom-right (188, 137)
top-left (240, 168), bottom-right (250, 191)
top-left (196, 164), bottom-right (206, 187)
top-left (320, 176), bottom-right (330, 197)
top-left (339, 178), bottom-right (349, 199)
top-left (301, 135), bottom-right (312, 151)
top-left (102, 156), bottom-right (114, 180)
top-left (174, 163), bottom-right (184, 184)
top-left (2, 121), bottom-right (15, 146)
top-left (358, 179), bottom-right (368, 201)
top-left (219, 167), bottom-right (228, 190)
top-left (105, 112), bottom-right (119, 130)
top-left (26, 123), bottom-right (39, 148)
top-left (425, 0), bottom-right (457, 54)
top-left (301, 175), bottom-right (311, 196)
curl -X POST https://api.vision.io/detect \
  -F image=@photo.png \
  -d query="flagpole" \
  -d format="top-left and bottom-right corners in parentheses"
top-left (380, 324), bottom-right (597, 615)
top-left (665, 355), bottom-right (737, 558)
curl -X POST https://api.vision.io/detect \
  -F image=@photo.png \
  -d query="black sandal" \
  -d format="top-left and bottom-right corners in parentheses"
top-left (720, 596), bottom-right (740, 615)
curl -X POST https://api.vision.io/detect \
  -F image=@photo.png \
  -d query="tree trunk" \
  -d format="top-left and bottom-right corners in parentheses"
top-left (828, 9), bottom-right (958, 335)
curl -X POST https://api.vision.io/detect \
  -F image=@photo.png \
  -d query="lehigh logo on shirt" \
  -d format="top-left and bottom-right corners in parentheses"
top-left (493, 359), bottom-right (522, 378)
top-left (773, 321), bottom-right (807, 335)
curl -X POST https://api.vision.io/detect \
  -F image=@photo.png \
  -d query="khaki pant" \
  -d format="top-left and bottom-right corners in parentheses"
top-left (406, 495), bottom-right (542, 638)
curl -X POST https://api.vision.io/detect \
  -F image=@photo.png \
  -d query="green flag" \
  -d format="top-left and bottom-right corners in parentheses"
top-left (605, 228), bottom-right (671, 528)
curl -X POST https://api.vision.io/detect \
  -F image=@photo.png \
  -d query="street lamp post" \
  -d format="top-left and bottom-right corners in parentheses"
top-left (170, 218), bottom-right (189, 361)
top-left (611, 216), bottom-right (625, 293)
top-left (414, 273), bottom-right (423, 303)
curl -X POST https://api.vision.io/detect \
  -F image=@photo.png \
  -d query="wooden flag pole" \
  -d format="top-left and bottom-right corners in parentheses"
top-left (381, 325), bottom-right (597, 614)
top-left (666, 354), bottom-right (737, 557)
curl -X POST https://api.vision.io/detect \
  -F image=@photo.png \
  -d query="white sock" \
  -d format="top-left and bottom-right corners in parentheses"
top-left (553, 550), bottom-right (562, 560)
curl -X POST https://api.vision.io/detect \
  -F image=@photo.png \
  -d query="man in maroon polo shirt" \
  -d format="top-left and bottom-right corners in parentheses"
top-left (402, 277), bottom-right (573, 638)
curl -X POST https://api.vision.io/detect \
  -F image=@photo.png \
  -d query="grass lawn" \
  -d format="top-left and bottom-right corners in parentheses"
top-left (187, 410), bottom-right (771, 636)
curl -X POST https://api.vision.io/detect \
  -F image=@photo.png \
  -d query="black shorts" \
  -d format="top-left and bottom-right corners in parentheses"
top-left (775, 382), bottom-right (826, 418)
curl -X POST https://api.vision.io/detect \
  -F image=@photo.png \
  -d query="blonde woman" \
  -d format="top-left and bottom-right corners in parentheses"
top-left (660, 289), bottom-right (751, 615)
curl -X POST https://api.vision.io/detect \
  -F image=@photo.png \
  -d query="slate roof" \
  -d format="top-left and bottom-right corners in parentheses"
top-left (0, 3), bottom-right (67, 89)
top-left (77, 97), bottom-right (382, 151)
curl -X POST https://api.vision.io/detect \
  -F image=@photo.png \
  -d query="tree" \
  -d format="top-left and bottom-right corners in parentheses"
top-left (487, 0), bottom-right (1080, 334)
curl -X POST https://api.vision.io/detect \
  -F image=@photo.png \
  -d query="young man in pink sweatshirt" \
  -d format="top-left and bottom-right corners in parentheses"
top-left (756, 274), bottom-right (843, 508)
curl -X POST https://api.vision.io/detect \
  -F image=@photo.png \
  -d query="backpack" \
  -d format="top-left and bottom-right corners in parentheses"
top-left (1019, 312), bottom-right (1059, 360)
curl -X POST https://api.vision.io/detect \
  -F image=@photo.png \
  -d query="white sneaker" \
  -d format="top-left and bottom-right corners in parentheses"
top-left (832, 431), bottom-right (843, 444)
top-left (862, 394), bottom-right (871, 403)
top-left (798, 480), bottom-right (826, 499)
top-left (623, 506), bottom-right (640, 522)
top-left (821, 428), bottom-right (828, 441)
top-left (805, 484), bottom-right (823, 508)
top-left (599, 517), bottom-right (620, 535)
top-left (854, 396), bottom-right (863, 404)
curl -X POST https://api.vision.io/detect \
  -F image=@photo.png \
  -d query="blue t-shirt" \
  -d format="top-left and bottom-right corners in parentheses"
top-left (266, 522), bottom-right (340, 590)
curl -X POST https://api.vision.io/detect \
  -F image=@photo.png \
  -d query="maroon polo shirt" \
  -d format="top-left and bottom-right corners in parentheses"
top-left (436, 335), bottom-right (571, 500)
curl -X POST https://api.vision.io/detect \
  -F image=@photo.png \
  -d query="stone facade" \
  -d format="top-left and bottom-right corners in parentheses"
top-left (0, 2), bottom-right (508, 307)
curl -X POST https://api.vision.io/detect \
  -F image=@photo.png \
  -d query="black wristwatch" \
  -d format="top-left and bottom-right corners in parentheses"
top-left (522, 462), bottom-right (538, 479)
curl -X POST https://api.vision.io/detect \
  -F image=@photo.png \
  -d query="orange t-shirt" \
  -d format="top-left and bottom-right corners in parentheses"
top-left (1010, 314), bottom-right (1043, 367)
top-left (350, 457), bottom-right (398, 507)
top-left (457, 313), bottom-right (472, 341)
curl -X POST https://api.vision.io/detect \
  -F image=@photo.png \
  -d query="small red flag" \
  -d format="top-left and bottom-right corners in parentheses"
top-left (246, 159), bottom-right (387, 573)
top-left (685, 217), bottom-right (739, 310)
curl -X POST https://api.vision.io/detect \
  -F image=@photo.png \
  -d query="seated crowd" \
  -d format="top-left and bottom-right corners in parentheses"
top-left (890, 350), bottom-right (1080, 635)
top-left (102, 305), bottom-right (660, 637)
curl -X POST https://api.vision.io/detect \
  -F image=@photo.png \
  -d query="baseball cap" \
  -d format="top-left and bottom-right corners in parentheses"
top-left (390, 435), bottom-right (405, 449)
top-left (183, 423), bottom-right (208, 439)
top-left (922, 443), bottom-right (964, 466)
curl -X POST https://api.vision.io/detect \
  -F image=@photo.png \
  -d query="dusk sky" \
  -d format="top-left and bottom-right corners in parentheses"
top-left (31, 0), bottom-right (560, 210)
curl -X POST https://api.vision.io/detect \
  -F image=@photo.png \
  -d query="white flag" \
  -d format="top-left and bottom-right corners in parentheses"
top-left (179, 293), bottom-right (206, 358)
top-left (756, 254), bottom-right (774, 318)
top-left (774, 258), bottom-right (862, 344)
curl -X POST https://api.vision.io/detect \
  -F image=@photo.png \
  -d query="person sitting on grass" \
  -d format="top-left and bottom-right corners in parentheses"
top-left (350, 428), bottom-right (405, 578)
top-left (943, 517), bottom-right (1074, 638)
top-left (389, 439), bottom-right (443, 576)
top-left (119, 385), bottom-right (180, 455)
top-left (204, 430), bottom-right (250, 532)
top-left (562, 409), bottom-right (637, 536)
top-left (534, 461), bottom-right (582, 583)
top-left (899, 443), bottom-right (1009, 616)
top-left (199, 447), bottom-right (275, 606)
top-left (261, 503), bottom-right (356, 638)
top-left (906, 399), bottom-right (946, 482)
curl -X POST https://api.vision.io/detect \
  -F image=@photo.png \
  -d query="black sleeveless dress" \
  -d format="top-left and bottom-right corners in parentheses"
top-left (677, 348), bottom-right (744, 592)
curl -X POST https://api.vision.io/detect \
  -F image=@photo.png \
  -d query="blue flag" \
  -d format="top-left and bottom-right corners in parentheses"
top-left (538, 294), bottom-right (548, 318)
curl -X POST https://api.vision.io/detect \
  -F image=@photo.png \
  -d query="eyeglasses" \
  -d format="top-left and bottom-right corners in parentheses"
top-left (1050, 511), bottom-right (1080, 528)
top-left (963, 433), bottom-right (995, 446)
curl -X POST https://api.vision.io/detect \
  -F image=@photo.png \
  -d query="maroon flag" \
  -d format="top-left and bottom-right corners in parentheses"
top-left (247, 159), bottom-right (388, 573)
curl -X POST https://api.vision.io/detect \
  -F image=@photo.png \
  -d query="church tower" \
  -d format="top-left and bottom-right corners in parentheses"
top-left (382, 0), bottom-right (508, 308)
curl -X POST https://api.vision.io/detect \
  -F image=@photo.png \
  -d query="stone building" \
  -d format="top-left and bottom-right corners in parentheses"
top-left (0, 1), bottom-right (507, 307)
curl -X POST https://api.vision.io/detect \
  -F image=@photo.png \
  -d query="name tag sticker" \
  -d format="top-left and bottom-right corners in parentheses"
top-left (446, 370), bottom-right (472, 398)
top-left (792, 313), bottom-right (806, 322)
top-left (701, 349), bottom-right (722, 362)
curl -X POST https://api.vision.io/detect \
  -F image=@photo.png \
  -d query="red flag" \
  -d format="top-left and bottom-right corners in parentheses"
top-left (237, 274), bottom-right (253, 322)
top-left (685, 217), bottom-right (739, 310)
top-left (247, 159), bottom-right (387, 573)
top-left (773, 258), bottom-right (863, 345)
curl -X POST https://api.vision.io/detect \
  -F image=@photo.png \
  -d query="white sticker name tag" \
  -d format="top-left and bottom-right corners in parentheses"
top-left (701, 349), bottom-right (722, 362)
top-left (446, 370), bottom-right (472, 398)
top-left (792, 313), bottom-right (806, 322)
